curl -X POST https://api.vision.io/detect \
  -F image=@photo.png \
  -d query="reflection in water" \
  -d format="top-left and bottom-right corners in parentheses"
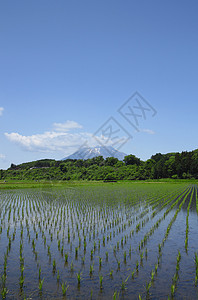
top-left (0, 183), bottom-right (197, 299)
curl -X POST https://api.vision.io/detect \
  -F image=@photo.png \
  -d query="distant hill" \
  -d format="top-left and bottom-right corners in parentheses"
top-left (62, 145), bottom-right (127, 160)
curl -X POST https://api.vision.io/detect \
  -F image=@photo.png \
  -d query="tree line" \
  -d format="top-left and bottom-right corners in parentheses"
top-left (0, 149), bottom-right (198, 181)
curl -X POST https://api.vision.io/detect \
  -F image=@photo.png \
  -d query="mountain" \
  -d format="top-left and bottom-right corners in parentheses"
top-left (62, 145), bottom-right (127, 160)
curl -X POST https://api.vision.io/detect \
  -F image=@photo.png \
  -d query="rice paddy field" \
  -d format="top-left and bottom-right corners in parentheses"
top-left (0, 182), bottom-right (198, 299)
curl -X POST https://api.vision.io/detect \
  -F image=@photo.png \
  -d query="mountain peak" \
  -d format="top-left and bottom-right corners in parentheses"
top-left (62, 145), bottom-right (127, 160)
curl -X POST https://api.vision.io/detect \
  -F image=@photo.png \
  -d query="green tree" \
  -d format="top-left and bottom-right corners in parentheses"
top-left (104, 157), bottom-right (119, 166)
top-left (123, 155), bottom-right (141, 166)
top-left (59, 163), bottom-right (67, 173)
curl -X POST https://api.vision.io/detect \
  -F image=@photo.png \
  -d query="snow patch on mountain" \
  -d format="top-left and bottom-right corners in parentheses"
top-left (62, 146), bottom-right (127, 160)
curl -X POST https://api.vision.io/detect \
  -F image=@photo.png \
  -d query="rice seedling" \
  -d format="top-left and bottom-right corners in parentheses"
top-left (76, 272), bottom-right (82, 285)
top-left (151, 269), bottom-right (155, 282)
top-left (136, 260), bottom-right (139, 272)
top-left (71, 261), bottom-right (74, 271)
top-left (38, 278), bottom-right (44, 291)
top-left (140, 251), bottom-right (144, 265)
top-left (57, 269), bottom-right (60, 281)
top-left (53, 259), bottom-right (56, 272)
top-left (90, 264), bottom-right (94, 275)
top-left (106, 251), bottom-right (108, 261)
top-left (64, 253), bottom-right (68, 263)
top-left (158, 243), bottom-right (162, 254)
top-left (117, 241), bottom-right (119, 250)
top-left (75, 247), bottom-right (78, 258)
top-left (195, 187), bottom-right (198, 215)
top-left (61, 282), bottom-right (69, 296)
top-left (19, 275), bottom-right (25, 288)
top-left (90, 249), bottom-right (93, 260)
top-left (155, 263), bottom-right (158, 274)
top-left (109, 269), bottom-right (113, 277)
top-left (121, 275), bottom-right (129, 291)
top-left (32, 239), bottom-right (35, 250)
top-left (177, 251), bottom-right (181, 263)
top-left (99, 256), bottom-right (102, 267)
top-left (99, 274), bottom-right (103, 289)
top-left (195, 252), bottom-right (198, 268)
top-left (21, 265), bottom-right (24, 277)
top-left (195, 252), bottom-right (198, 285)
top-left (131, 270), bottom-right (135, 279)
top-left (171, 283), bottom-right (175, 297)
top-left (113, 290), bottom-right (119, 300)
top-left (58, 239), bottom-right (61, 250)
top-left (145, 281), bottom-right (151, 296)
top-left (84, 241), bottom-right (87, 251)
top-left (185, 188), bottom-right (194, 251)
top-left (1, 287), bottom-right (8, 299)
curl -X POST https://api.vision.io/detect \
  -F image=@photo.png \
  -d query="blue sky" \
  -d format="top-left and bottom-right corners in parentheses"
top-left (0, 0), bottom-right (198, 169)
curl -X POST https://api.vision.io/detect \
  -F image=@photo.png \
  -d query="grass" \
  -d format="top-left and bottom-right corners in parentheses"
top-left (0, 179), bottom-right (197, 190)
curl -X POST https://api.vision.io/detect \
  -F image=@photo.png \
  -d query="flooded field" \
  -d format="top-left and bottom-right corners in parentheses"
top-left (0, 183), bottom-right (198, 299)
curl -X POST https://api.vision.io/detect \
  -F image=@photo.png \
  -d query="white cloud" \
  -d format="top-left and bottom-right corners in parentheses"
top-left (53, 120), bottom-right (83, 132)
top-left (0, 154), bottom-right (5, 159)
top-left (0, 107), bottom-right (4, 116)
top-left (140, 128), bottom-right (155, 135)
top-left (4, 120), bottom-right (127, 156)
top-left (5, 130), bottom-right (93, 153)
top-left (4, 120), bottom-right (86, 153)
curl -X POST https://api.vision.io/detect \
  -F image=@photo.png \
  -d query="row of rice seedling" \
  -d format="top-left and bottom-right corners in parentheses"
top-left (0, 233), bottom-right (15, 298)
top-left (162, 187), bottom-right (192, 245)
top-left (151, 186), bottom-right (189, 218)
top-left (24, 195), bottom-right (73, 297)
top-left (105, 186), bottom-right (190, 295)
top-left (137, 187), bottom-right (191, 252)
top-left (151, 185), bottom-right (187, 211)
top-left (0, 193), bottom-right (18, 298)
top-left (168, 250), bottom-right (182, 299)
top-left (195, 252), bottom-right (198, 285)
top-left (0, 188), bottom-right (181, 276)
top-left (138, 188), bottom-right (192, 298)
top-left (196, 186), bottom-right (198, 215)
top-left (133, 186), bottom-right (188, 239)
top-left (0, 183), bottom-right (196, 298)
top-left (35, 185), bottom-right (180, 295)
top-left (185, 187), bottom-right (195, 251)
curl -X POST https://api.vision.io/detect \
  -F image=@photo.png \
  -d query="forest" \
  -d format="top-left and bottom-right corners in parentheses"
top-left (0, 149), bottom-right (198, 181)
